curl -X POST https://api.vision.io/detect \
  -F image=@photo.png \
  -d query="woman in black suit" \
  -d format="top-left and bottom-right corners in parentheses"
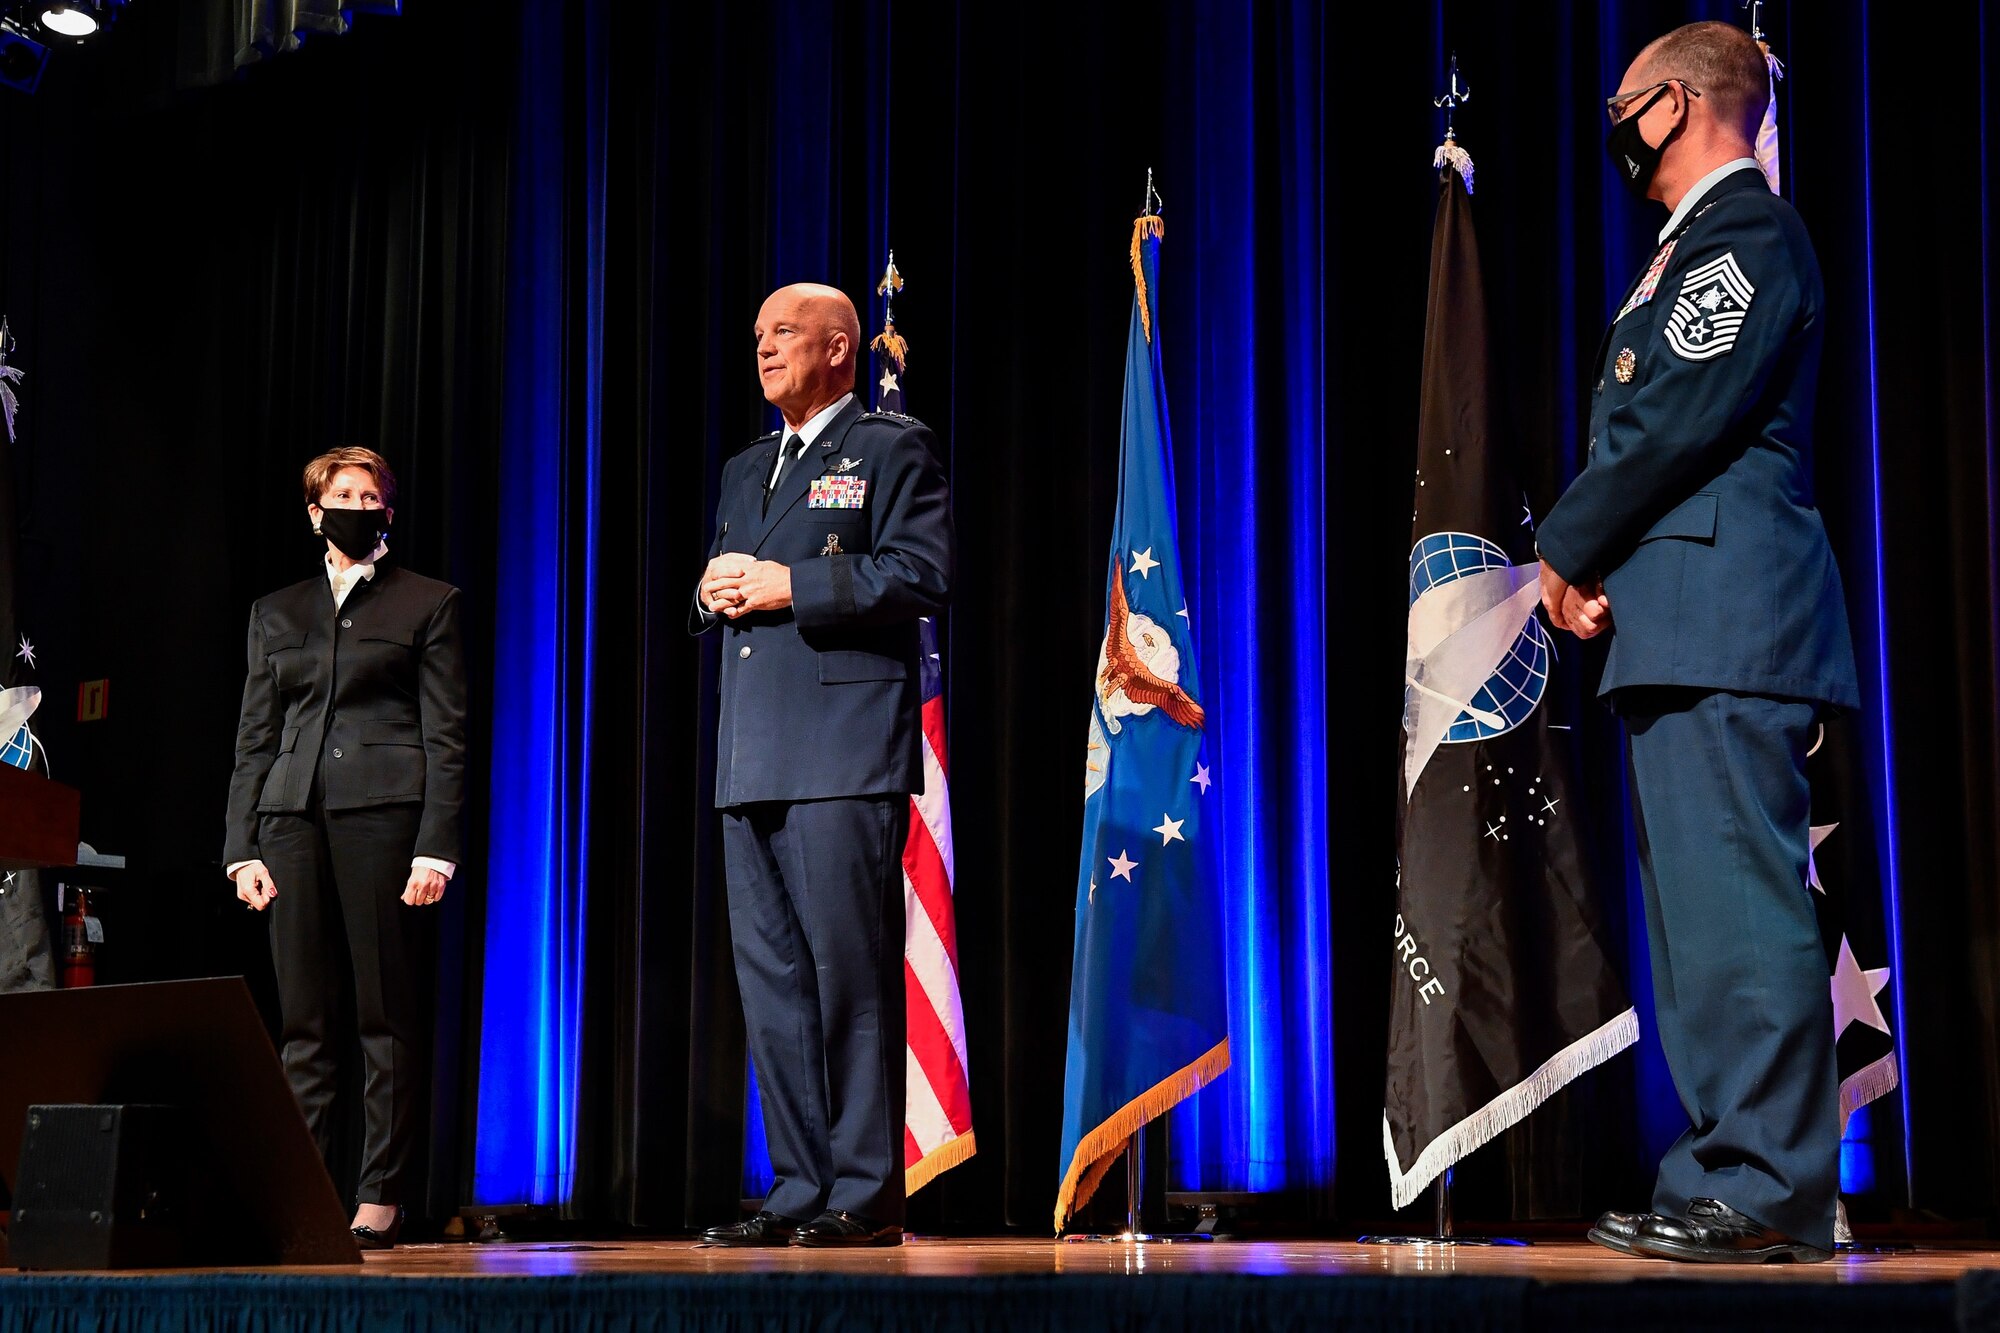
top-left (222, 446), bottom-right (466, 1248)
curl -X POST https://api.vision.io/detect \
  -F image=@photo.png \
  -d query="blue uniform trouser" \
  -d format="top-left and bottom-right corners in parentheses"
top-left (721, 795), bottom-right (908, 1225)
top-left (1621, 688), bottom-right (1839, 1250)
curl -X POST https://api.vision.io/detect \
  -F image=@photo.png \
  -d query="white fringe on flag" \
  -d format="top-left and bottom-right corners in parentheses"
top-left (1383, 1006), bottom-right (1639, 1210)
top-left (1839, 1049), bottom-right (1900, 1131)
top-left (1433, 139), bottom-right (1475, 195)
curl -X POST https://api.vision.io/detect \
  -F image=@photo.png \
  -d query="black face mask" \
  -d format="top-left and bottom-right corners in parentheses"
top-left (1606, 84), bottom-right (1675, 197)
top-left (315, 506), bottom-right (390, 561)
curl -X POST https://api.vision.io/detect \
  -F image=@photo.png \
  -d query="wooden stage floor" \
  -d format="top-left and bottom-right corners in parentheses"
top-left (42, 1235), bottom-right (1994, 1284)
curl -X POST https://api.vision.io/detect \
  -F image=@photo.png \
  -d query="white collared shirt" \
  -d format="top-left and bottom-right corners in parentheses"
top-left (326, 542), bottom-right (387, 610)
top-left (767, 391), bottom-right (856, 488)
top-left (1659, 157), bottom-right (1761, 243)
top-left (226, 541), bottom-right (456, 884)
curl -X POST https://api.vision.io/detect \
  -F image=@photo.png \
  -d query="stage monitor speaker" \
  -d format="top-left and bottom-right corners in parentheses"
top-left (10, 1105), bottom-right (189, 1269)
top-left (0, 977), bottom-right (359, 1268)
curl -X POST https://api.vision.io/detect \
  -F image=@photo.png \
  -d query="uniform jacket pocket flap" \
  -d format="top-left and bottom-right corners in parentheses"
top-left (360, 624), bottom-right (418, 645)
top-left (264, 628), bottom-right (308, 652)
top-left (279, 726), bottom-right (300, 753)
top-left (1640, 492), bottom-right (1718, 544)
top-left (360, 718), bottom-right (424, 745)
top-left (817, 649), bottom-right (908, 684)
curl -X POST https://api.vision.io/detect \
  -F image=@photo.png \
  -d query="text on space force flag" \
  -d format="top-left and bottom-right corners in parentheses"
top-left (1055, 210), bottom-right (1228, 1232)
top-left (1386, 148), bottom-right (1637, 1209)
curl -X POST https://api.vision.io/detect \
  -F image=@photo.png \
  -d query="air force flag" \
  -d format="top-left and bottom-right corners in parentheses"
top-left (1055, 208), bottom-right (1229, 1233)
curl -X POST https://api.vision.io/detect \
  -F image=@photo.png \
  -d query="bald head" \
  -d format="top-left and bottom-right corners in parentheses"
top-left (754, 283), bottom-right (863, 427)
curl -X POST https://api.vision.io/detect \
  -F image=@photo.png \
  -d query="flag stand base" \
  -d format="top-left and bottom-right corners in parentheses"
top-left (1059, 1133), bottom-right (1214, 1244)
top-left (1357, 1172), bottom-right (1530, 1247)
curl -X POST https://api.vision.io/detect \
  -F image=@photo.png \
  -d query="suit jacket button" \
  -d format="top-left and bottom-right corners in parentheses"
top-left (739, 645), bottom-right (752, 659)
top-left (332, 747), bottom-right (344, 759)
top-left (340, 618), bottom-right (353, 629)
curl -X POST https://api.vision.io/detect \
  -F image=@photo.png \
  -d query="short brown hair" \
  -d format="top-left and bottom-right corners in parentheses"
top-left (1638, 21), bottom-right (1770, 142)
top-left (302, 446), bottom-right (398, 508)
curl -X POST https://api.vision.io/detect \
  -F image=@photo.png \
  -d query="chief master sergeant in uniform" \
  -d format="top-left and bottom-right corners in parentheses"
top-left (1535, 22), bottom-right (1860, 1264)
top-left (690, 283), bottom-right (952, 1248)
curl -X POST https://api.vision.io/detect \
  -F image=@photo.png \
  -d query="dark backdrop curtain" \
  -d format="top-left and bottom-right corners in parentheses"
top-left (3, 0), bottom-right (1996, 1235)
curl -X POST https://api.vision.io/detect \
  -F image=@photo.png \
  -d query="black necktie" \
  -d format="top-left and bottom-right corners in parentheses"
top-left (765, 433), bottom-right (805, 515)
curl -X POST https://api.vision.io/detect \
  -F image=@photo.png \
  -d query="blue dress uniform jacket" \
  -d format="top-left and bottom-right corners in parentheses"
top-left (691, 399), bottom-right (955, 806)
top-left (1536, 165), bottom-right (1860, 710)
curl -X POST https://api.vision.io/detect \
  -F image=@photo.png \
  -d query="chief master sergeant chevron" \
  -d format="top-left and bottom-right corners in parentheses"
top-left (1534, 22), bottom-right (1860, 1265)
top-left (689, 283), bottom-right (953, 1249)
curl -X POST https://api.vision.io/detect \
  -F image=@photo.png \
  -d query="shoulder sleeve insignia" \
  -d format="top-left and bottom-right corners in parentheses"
top-left (1663, 252), bottom-right (1755, 361)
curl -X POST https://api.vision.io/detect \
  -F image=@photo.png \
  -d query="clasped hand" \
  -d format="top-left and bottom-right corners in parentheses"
top-left (1538, 559), bottom-right (1612, 640)
top-left (702, 554), bottom-right (792, 618)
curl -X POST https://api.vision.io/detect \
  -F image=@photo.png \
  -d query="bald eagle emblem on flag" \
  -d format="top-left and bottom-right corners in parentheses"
top-left (1664, 251), bottom-right (1755, 361)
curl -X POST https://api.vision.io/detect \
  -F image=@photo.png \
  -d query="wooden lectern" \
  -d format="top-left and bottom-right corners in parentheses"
top-left (0, 762), bottom-right (80, 871)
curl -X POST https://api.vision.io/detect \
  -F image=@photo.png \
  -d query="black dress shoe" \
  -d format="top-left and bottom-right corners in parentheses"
top-left (1585, 1209), bottom-right (1659, 1257)
top-left (351, 1209), bottom-right (403, 1251)
top-left (701, 1211), bottom-right (803, 1247)
top-left (790, 1210), bottom-right (903, 1248)
top-left (1630, 1198), bottom-right (1832, 1264)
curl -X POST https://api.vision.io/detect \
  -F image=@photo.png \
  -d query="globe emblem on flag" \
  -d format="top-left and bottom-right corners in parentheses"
top-left (1408, 532), bottom-right (1550, 742)
top-left (0, 685), bottom-right (41, 770)
top-left (0, 724), bottom-right (30, 769)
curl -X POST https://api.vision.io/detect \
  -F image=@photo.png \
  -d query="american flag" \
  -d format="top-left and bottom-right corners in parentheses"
top-left (874, 257), bottom-right (975, 1193)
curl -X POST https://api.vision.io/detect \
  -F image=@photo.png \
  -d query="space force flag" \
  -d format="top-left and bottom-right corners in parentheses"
top-left (1385, 144), bottom-right (1637, 1209)
top-left (1055, 203), bottom-right (1228, 1233)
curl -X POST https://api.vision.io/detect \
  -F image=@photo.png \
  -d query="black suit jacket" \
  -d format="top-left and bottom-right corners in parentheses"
top-left (223, 561), bottom-right (468, 866)
top-left (691, 400), bottom-right (954, 807)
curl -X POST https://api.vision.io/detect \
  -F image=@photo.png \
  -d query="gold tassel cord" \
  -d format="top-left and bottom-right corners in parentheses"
top-left (870, 319), bottom-right (909, 372)
top-left (1129, 212), bottom-right (1167, 344)
top-left (905, 1129), bottom-right (978, 1198)
top-left (1052, 1036), bottom-right (1230, 1233)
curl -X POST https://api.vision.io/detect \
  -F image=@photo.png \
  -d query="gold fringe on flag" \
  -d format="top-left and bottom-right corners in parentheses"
top-left (1129, 212), bottom-right (1167, 344)
top-left (905, 1128), bottom-right (978, 1198)
top-left (1052, 1036), bottom-right (1229, 1233)
top-left (870, 318), bottom-right (909, 371)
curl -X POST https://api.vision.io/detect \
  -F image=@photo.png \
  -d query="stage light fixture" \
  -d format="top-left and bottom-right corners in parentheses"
top-left (0, 20), bottom-right (49, 94)
top-left (37, 3), bottom-right (99, 40)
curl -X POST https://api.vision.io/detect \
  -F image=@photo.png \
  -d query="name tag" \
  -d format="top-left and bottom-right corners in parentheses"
top-left (809, 477), bottom-right (868, 510)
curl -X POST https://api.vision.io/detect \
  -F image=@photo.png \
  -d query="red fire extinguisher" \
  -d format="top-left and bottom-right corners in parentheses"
top-left (59, 884), bottom-right (97, 989)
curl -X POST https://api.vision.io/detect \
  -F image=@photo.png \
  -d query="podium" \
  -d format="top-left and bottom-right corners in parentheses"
top-left (0, 763), bottom-right (80, 871)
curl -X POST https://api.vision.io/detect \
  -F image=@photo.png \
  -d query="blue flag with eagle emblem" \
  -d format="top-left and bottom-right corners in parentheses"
top-left (1054, 207), bottom-right (1229, 1233)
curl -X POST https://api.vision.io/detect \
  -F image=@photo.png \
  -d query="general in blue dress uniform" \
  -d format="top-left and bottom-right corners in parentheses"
top-left (691, 283), bottom-right (953, 1248)
top-left (1537, 23), bottom-right (1860, 1263)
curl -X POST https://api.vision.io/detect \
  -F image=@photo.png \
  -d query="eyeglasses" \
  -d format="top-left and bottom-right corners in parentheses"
top-left (1605, 79), bottom-right (1701, 126)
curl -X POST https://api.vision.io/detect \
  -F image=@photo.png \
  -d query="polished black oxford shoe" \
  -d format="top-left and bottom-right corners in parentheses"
top-left (790, 1210), bottom-right (904, 1248)
top-left (1585, 1209), bottom-right (1660, 1257)
top-left (1629, 1198), bottom-right (1833, 1264)
top-left (701, 1211), bottom-right (804, 1247)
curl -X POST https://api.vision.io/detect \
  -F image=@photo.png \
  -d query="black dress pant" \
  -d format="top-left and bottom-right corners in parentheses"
top-left (722, 796), bottom-right (908, 1224)
top-left (259, 796), bottom-right (429, 1207)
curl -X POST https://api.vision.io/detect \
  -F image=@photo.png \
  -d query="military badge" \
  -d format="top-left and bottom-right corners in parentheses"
top-left (1614, 347), bottom-right (1637, 383)
top-left (808, 477), bottom-right (868, 509)
top-left (1616, 239), bottom-right (1677, 321)
top-left (821, 533), bottom-right (843, 557)
top-left (834, 457), bottom-right (863, 473)
top-left (1664, 251), bottom-right (1755, 361)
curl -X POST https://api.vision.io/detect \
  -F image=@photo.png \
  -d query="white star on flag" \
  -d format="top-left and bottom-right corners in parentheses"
top-left (879, 369), bottom-right (899, 398)
top-left (1129, 548), bottom-right (1160, 579)
top-left (1806, 823), bottom-right (1839, 894)
top-left (1153, 815), bottom-right (1185, 846)
top-left (1830, 935), bottom-right (1892, 1038)
top-left (1190, 763), bottom-right (1211, 795)
top-left (1176, 604), bottom-right (1190, 621)
top-left (1107, 849), bottom-right (1137, 882)
top-left (14, 635), bottom-right (33, 670)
